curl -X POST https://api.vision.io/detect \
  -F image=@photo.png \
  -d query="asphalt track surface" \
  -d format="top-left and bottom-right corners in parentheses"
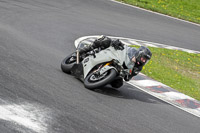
top-left (0, 0), bottom-right (200, 133)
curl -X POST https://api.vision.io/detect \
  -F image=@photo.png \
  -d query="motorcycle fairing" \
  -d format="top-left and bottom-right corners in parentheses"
top-left (82, 46), bottom-right (133, 78)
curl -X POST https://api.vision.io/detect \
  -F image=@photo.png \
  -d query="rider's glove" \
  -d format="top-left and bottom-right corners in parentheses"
top-left (132, 67), bottom-right (139, 76)
top-left (111, 39), bottom-right (124, 50)
top-left (132, 66), bottom-right (142, 76)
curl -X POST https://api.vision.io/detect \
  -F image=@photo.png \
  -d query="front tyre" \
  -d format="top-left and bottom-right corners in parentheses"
top-left (61, 52), bottom-right (76, 74)
top-left (84, 69), bottom-right (117, 89)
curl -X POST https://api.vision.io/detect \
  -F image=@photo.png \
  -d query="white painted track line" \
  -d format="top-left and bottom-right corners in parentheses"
top-left (109, 0), bottom-right (200, 27)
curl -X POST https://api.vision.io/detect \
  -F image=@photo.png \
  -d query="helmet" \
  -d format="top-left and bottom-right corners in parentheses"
top-left (135, 46), bottom-right (152, 65)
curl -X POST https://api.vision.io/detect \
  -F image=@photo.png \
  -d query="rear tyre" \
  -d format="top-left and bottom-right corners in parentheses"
top-left (84, 68), bottom-right (117, 89)
top-left (61, 52), bottom-right (76, 74)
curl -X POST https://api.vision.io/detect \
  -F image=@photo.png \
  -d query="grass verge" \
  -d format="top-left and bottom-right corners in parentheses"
top-left (132, 46), bottom-right (200, 101)
top-left (116, 0), bottom-right (200, 24)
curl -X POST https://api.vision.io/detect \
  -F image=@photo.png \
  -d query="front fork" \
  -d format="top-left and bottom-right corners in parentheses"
top-left (76, 50), bottom-right (80, 64)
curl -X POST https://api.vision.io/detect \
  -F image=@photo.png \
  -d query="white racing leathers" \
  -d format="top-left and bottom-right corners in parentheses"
top-left (82, 45), bottom-right (135, 78)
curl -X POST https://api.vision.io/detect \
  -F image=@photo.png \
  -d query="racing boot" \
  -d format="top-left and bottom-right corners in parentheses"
top-left (78, 35), bottom-right (112, 55)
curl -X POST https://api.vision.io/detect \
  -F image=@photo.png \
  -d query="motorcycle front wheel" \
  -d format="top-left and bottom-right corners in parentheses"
top-left (84, 68), bottom-right (117, 89)
top-left (61, 52), bottom-right (76, 74)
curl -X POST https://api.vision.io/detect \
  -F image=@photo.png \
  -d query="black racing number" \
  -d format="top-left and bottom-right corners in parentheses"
top-left (84, 58), bottom-right (89, 63)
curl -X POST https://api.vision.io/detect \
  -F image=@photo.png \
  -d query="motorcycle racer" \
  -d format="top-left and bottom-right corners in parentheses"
top-left (78, 35), bottom-right (152, 88)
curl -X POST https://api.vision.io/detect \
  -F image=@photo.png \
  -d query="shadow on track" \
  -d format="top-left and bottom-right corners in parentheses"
top-left (60, 69), bottom-right (165, 104)
top-left (90, 83), bottom-right (166, 104)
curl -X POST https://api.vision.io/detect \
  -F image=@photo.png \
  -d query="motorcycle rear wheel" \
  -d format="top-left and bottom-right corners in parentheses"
top-left (84, 68), bottom-right (117, 89)
top-left (61, 52), bottom-right (76, 74)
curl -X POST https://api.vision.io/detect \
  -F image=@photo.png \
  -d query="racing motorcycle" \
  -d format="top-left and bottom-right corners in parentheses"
top-left (61, 38), bottom-right (130, 89)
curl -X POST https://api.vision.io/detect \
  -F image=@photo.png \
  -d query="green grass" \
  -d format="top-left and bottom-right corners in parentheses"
top-left (117, 0), bottom-right (200, 24)
top-left (132, 46), bottom-right (200, 100)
